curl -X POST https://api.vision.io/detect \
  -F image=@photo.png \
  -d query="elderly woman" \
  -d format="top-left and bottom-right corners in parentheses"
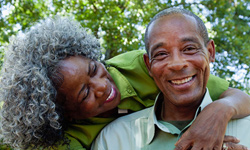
top-left (0, 16), bottom-right (249, 150)
top-left (0, 16), bottom-right (107, 149)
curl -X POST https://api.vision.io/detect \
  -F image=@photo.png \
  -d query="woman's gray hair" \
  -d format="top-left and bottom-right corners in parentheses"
top-left (0, 16), bottom-right (101, 149)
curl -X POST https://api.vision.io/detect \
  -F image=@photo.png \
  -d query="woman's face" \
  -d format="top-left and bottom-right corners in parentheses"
top-left (56, 55), bottom-right (121, 120)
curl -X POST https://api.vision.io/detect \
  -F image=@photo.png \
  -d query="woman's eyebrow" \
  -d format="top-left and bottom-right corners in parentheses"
top-left (88, 60), bottom-right (91, 76)
top-left (78, 61), bottom-right (91, 100)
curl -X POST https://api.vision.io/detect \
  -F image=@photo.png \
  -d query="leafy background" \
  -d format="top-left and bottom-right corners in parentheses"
top-left (1, 0), bottom-right (250, 94)
top-left (0, 0), bottom-right (249, 149)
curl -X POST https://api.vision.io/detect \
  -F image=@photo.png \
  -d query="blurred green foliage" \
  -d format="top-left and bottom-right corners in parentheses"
top-left (1, 0), bottom-right (249, 92)
top-left (0, 0), bottom-right (249, 148)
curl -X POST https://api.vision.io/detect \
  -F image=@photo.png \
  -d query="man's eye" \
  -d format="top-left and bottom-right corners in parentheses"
top-left (183, 47), bottom-right (199, 54)
top-left (151, 52), bottom-right (169, 61)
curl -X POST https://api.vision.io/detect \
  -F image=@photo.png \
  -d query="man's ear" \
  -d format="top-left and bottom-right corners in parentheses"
top-left (143, 53), bottom-right (152, 76)
top-left (206, 40), bottom-right (215, 62)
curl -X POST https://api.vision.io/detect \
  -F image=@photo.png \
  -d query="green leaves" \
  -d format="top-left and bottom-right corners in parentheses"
top-left (0, 0), bottom-right (249, 93)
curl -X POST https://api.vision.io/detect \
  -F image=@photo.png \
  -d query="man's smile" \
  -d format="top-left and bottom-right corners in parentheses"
top-left (170, 75), bottom-right (195, 85)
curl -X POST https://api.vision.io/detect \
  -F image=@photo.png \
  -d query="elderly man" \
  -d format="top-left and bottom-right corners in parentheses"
top-left (92, 8), bottom-right (250, 150)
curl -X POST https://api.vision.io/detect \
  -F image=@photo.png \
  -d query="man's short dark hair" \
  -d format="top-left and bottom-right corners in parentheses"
top-left (144, 7), bottom-right (209, 55)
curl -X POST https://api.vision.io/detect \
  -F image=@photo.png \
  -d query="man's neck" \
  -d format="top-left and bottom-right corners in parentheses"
top-left (160, 96), bottom-right (204, 121)
top-left (161, 103), bottom-right (198, 121)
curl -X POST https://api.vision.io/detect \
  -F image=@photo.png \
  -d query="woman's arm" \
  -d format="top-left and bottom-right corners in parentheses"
top-left (174, 88), bottom-right (250, 150)
top-left (218, 87), bottom-right (250, 118)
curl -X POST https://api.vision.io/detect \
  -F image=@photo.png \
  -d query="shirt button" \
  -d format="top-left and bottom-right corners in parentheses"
top-left (127, 88), bottom-right (132, 94)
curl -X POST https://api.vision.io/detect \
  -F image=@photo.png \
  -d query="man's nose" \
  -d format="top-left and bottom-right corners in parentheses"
top-left (167, 52), bottom-right (188, 71)
top-left (91, 78), bottom-right (107, 98)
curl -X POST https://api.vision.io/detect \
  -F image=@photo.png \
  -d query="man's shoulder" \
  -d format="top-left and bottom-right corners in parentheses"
top-left (103, 107), bottom-right (152, 130)
top-left (227, 115), bottom-right (250, 147)
top-left (118, 107), bottom-right (152, 121)
top-left (92, 107), bottom-right (152, 150)
top-left (228, 115), bottom-right (250, 125)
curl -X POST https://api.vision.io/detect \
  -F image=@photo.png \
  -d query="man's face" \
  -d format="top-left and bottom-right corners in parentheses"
top-left (144, 14), bottom-right (215, 108)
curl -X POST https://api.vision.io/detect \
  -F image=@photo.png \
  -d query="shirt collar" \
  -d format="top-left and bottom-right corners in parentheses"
top-left (146, 88), bottom-right (213, 144)
top-left (199, 88), bottom-right (213, 111)
top-left (107, 66), bottom-right (136, 100)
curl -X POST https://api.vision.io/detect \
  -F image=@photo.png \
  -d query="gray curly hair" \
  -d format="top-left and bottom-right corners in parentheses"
top-left (0, 16), bottom-right (101, 149)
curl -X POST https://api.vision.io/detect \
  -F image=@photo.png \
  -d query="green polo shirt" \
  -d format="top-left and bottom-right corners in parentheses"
top-left (57, 50), bottom-right (229, 149)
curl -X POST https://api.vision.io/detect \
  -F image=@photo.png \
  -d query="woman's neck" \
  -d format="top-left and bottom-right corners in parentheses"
top-left (96, 107), bottom-right (119, 118)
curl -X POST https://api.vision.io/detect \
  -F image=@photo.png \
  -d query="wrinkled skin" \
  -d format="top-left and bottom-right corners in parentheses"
top-left (144, 13), bottom-right (249, 150)
top-left (174, 101), bottom-right (249, 150)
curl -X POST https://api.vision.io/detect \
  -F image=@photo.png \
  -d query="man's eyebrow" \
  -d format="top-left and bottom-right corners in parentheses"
top-left (181, 37), bottom-right (199, 44)
top-left (150, 42), bottom-right (164, 56)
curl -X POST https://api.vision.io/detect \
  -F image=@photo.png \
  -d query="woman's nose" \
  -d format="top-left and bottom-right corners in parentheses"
top-left (91, 78), bottom-right (107, 98)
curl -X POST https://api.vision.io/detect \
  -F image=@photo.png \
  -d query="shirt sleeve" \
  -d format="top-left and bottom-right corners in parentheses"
top-left (207, 74), bottom-right (229, 101)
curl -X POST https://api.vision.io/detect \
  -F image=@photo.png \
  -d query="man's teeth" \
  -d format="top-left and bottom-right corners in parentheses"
top-left (106, 87), bottom-right (114, 101)
top-left (171, 76), bottom-right (193, 85)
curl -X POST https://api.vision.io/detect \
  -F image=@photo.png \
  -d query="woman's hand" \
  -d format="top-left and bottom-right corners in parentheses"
top-left (174, 88), bottom-right (250, 150)
top-left (174, 100), bottom-right (233, 149)
top-left (175, 135), bottom-right (249, 149)
top-left (223, 136), bottom-right (249, 150)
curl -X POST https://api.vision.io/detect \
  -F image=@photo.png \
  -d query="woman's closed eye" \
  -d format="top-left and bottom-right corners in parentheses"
top-left (80, 85), bottom-right (89, 103)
